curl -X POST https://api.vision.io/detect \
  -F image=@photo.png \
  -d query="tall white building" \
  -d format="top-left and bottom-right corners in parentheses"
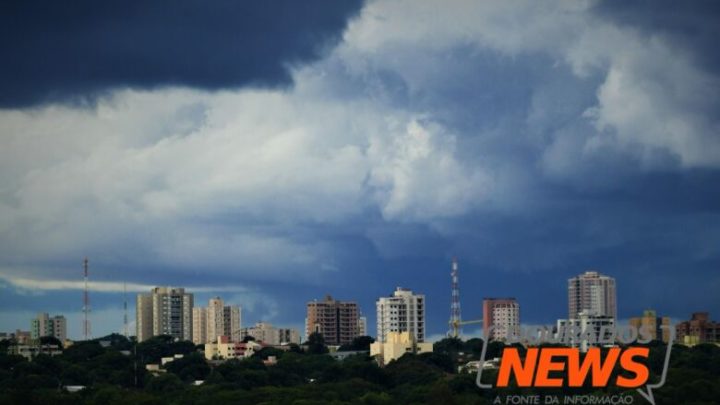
top-left (376, 287), bottom-right (426, 343)
top-left (192, 297), bottom-right (241, 344)
top-left (568, 271), bottom-right (617, 319)
top-left (30, 313), bottom-right (67, 341)
top-left (136, 287), bottom-right (194, 342)
top-left (241, 322), bottom-right (300, 345)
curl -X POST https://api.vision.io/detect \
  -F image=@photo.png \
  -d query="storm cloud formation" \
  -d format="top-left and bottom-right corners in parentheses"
top-left (0, 0), bottom-right (719, 338)
top-left (0, 0), bottom-right (364, 107)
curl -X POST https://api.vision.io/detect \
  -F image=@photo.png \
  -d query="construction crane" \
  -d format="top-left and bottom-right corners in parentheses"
top-left (448, 318), bottom-right (484, 338)
top-left (447, 258), bottom-right (483, 338)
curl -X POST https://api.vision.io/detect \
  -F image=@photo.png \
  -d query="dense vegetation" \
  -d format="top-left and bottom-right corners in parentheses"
top-left (0, 334), bottom-right (717, 404)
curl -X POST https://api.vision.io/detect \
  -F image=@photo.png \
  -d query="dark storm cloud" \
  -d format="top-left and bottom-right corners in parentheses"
top-left (0, 0), bottom-right (363, 107)
top-left (592, 0), bottom-right (720, 73)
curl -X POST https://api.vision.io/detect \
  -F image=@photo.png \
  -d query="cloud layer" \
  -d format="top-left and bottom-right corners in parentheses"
top-left (1, 0), bottom-right (719, 338)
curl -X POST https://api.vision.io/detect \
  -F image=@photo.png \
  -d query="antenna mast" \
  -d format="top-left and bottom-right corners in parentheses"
top-left (449, 257), bottom-right (462, 338)
top-left (123, 282), bottom-right (128, 337)
top-left (83, 257), bottom-right (91, 340)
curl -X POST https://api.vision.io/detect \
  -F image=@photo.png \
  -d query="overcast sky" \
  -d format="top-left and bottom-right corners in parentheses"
top-left (1, 0), bottom-right (719, 340)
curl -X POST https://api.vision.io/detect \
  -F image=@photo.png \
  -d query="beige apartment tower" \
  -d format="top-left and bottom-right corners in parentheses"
top-left (306, 295), bottom-right (360, 346)
top-left (568, 271), bottom-right (617, 319)
top-left (136, 287), bottom-right (194, 342)
top-left (192, 297), bottom-right (241, 344)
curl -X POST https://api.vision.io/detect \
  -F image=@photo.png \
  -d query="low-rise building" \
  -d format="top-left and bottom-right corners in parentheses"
top-left (10, 343), bottom-right (63, 360)
top-left (370, 331), bottom-right (433, 366)
top-left (629, 309), bottom-right (671, 343)
top-left (241, 322), bottom-right (300, 345)
top-left (676, 312), bottom-right (720, 345)
top-left (0, 330), bottom-right (32, 344)
top-left (204, 335), bottom-right (264, 360)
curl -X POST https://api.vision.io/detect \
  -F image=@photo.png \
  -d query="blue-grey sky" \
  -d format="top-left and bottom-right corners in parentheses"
top-left (1, 0), bottom-right (719, 341)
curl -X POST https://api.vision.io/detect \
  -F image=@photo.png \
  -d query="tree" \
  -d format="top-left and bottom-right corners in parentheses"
top-left (145, 373), bottom-right (184, 393)
top-left (339, 336), bottom-right (375, 351)
top-left (306, 333), bottom-right (328, 355)
top-left (39, 336), bottom-right (63, 347)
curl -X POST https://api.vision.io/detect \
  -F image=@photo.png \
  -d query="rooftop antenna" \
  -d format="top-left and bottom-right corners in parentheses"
top-left (83, 257), bottom-right (91, 340)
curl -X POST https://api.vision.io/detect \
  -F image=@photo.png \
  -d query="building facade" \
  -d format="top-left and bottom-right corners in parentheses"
top-left (675, 312), bottom-right (720, 345)
top-left (306, 295), bottom-right (360, 346)
top-left (482, 298), bottom-right (520, 341)
top-left (204, 335), bottom-right (263, 360)
top-left (557, 311), bottom-right (615, 352)
top-left (192, 297), bottom-right (241, 344)
top-left (358, 316), bottom-right (368, 337)
top-left (241, 322), bottom-right (300, 345)
top-left (568, 271), bottom-right (617, 319)
top-left (136, 287), bottom-right (194, 342)
top-left (376, 287), bottom-right (426, 343)
top-left (30, 313), bottom-right (67, 341)
top-left (629, 309), bottom-right (671, 343)
top-left (192, 307), bottom-right (208, 344)
top-left (370, 331), bottom-right (433, 366)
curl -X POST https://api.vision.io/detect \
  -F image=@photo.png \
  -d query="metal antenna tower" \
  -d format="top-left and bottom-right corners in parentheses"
top-left (448, 257), bottom-right (462, 338)
top-left (123, 281), bottom-right (128, 337)
top-left (83, 257), bottom-right (91, 340)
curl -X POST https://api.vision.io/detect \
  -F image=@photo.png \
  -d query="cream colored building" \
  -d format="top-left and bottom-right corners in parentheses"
top-left (241, 322), bottom-right (300, 345)
top-left (192, 307), bottom-right (208, 344)
top-left (136, 287), bottom-right (194, 342)
top-left (370, 331), bottom-right (433, 366)
top-left (204, 335), bottom-right (263, 360)
top-left (192, 297), bottom-right (241, 344)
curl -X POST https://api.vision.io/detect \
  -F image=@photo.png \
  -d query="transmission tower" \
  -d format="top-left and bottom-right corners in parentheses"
top-left (448, 257), bottom-right (462, 338)
top-left (123, 281), bottom-right (128, 337)
top-left (83, 257), bottom-right (91, 340)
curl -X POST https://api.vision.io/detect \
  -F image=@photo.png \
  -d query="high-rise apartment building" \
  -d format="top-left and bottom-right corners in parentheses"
top-left (629, 309), bottom-right (671, 343)
top-left (482, 298), bottom-right (520, 341)
top-left (306, 295), bottom-right (360, 346)
top-left (192, 307), bottom-right (208, 344)
top-left (376, 287), bottom-right (426, 343)
top-left (192, 297), bottom-right (241, 344)
top-left (568, 271), bottom-right (617, 319)
top-left (30, 313), bottom-right (67, 341)
top-left (241, 322), bottom-right (300, 345)
top-left (136, 287), bottom-right (194, 342)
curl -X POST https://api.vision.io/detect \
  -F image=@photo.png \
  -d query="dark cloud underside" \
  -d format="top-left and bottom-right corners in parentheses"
top-left (0, 0), bottom-right (364, 107)
top-left (592, 0), bottom-right (720, 73)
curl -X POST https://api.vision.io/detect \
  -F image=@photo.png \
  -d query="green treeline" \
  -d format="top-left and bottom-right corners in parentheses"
top-left (0, 335), bottom-right (718, 404)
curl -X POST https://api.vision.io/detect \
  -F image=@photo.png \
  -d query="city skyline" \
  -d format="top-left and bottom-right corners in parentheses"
top-left (1, 1), bottom-right (719, 341)
top-left (3, 266), bottom-right (708, 344)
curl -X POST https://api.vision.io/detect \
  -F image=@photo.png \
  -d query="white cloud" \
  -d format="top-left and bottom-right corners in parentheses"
top-left (1, 0), bottom-right (718, 287)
